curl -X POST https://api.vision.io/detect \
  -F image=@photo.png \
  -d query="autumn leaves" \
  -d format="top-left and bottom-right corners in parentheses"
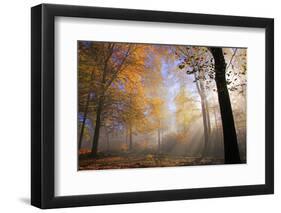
top-left (78, 41), bottom-right (246, 164)
top-left (78, 42), bottom-right (163, 155)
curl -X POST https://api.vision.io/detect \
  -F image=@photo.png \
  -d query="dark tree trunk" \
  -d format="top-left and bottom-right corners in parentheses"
top-left (90, 45), bottom-right (114, 156)
top-left (90, 50), bottom-right (109, 156)
top-left (210, 47), bottom-right (241, 164)
top-left (91, 98), bottom-right (103, 156)
top-left (78, 70), bottom-right (94, 150)
top-left (78, 91), bottom-right (90, 150)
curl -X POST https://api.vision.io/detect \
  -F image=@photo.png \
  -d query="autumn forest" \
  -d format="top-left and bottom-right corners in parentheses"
top-left (78, 41), bottom-right (247, 170)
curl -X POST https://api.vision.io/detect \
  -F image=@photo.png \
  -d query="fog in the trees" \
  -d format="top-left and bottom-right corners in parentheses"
top-left (78, 41), bottom-right (246, 170)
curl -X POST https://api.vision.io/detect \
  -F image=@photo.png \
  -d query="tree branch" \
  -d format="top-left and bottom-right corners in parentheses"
top-left (226, 48), bottom-right (237, 71)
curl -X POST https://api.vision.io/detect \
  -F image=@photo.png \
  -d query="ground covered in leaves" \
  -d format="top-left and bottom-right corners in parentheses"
top-left (79, 153), bottom-right (226, 170)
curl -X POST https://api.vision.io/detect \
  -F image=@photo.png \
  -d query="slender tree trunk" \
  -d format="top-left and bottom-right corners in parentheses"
top-left (129, 125), bottom-right (133, 150)
top-left (195, 76), bottom-right (209, 157)
top-left (200, 95), bottom-right (209, 157)
top-left (203, 97), bottom-right (211, 156)
top-left (213, 107), bottom-right (219, 132)
top-left (91, 49), bottom-right (109, 156)
top-left (106, 132), bottom-right (110, 152)
top-left (210, 47), bottom-right (241, 164)
top-left (199, 77), bottom-right (211, 136)
top-left (211, 107), bottom-right (219, 156)
top-left (125, 127), bottom-right (128, 146)
top-left (78, 70), bottom-right (94, 150)
top-left (205, 98), bottom-right (211, 135)
top-left (158, 128), bottom-right (161, 152)
top-left (78, 91), bottom-right (90, 150)
top-left (91, 98), bottom-right (103, 156)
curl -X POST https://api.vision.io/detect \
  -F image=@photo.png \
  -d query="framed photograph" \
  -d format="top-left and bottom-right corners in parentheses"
top-left (31, 3), bottom-right (274, 209)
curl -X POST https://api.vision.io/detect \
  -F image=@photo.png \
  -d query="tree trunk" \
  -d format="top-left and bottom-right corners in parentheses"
top-left (199, 77), bottom-right (211, 137)
top-left (129, 125), bottom-right (133, 150)
top-left (205, 98), bottom-right (211, 136)
top-left (78, 70), bottom-right (94, 150)
top-left (158, 128), bottom-right (161, 152)
top-left (195, 76), bottom-right (209, 157)
top-left (91, 52), bottom-right (108, 156)
top-left (91, 98), bottom-right (103, 156)
top-left (210, 47), bottom-right (241, 164)
top-left (106, 131), bottom-right (110, 152)
top-left (213, 107), bottom-right (219, 133)
top-left (203, 97), bottom-right (211, 156)
top-left (125, 127), bottom-right (128, 146)
top-left (200, 95), bottom-right (209, 157)
top-left (78, 91), bottom-right (90, 150)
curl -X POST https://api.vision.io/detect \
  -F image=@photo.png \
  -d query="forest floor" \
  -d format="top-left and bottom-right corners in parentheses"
top-left (78, 153), bottom-right (226, 170)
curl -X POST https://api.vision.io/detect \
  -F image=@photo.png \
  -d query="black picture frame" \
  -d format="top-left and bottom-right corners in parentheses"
top-left (31, 3), bottom-right (274, 209)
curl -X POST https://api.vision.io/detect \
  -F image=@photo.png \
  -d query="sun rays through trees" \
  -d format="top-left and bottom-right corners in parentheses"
top-left (78, 41), bottom-right (247, 170)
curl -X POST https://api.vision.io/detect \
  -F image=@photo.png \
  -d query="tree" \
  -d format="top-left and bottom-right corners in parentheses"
top-left (210, 47), bottom-right (241, 163)
top-left (91, 43), bottom-right (122, 156)
top-left (149, 98), bottom-right (166, 152)
top-left (140, 51), bottom-right (171, 152)
top-left (121, 83), bottom-right (149, 151)
top-left (194, 71), bottom-right (211, 156)
top-left (176, 46), bottom-right (242, 163)
top-left (176, 47), bottom-right (212, 156)
top-left (174, 86), bottom-right (196, 133)
top-left (78, 42), bottom-right (103, 150)
top-left (80, 43), bottom-right (150, 155)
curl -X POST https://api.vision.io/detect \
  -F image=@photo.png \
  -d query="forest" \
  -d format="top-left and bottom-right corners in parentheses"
top-left (78, 41), bottom-right (247, 170)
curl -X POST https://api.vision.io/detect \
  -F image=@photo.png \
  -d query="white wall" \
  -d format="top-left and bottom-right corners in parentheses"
top-left (0, 0), bottom-right (279, 212)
